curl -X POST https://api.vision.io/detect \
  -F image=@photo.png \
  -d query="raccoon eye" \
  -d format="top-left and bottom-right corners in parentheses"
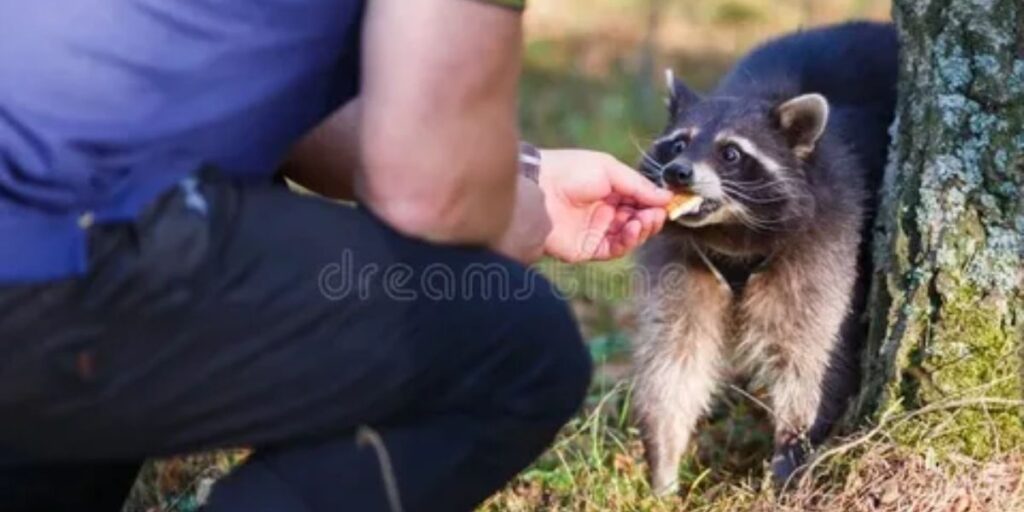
top-left (671, 138), bottom-right (688, 155)
top-left (720, 144), bottom-right (743, 164)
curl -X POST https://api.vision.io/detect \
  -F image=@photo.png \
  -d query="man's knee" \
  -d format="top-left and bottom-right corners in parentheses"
top-left (363, 235), bottom-right (593, 424)
top-left (504, 275), bottom-right (592, 423)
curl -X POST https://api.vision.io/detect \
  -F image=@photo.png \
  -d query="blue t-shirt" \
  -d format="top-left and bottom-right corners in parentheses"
top-left (0, 0), bottom-right (365, 283)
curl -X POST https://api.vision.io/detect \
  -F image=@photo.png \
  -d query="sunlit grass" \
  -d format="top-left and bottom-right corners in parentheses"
top-left (484, 383), bottom-right (1024, 512)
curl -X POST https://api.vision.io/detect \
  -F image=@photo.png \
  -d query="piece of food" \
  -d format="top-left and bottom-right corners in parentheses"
top-left (665, 192), bottom-right (704, 220)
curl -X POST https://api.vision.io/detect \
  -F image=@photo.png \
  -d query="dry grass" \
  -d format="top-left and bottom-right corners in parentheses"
top-left (778, 447), bottom-right (1024, 512)
top-left (481, 384), bottom-right (1024, 512)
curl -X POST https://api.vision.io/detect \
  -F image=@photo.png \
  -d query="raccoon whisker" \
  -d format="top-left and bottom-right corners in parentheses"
top-left (736, 217), bottom-right (776, 233)
top-left (720, 184), bottom-right (770, 197)
top-left (744, 203), bottom-right (805, 223)
top-left (683, 181), bottom-right (793, 207)
top-left (635, 150), bottom-right (667, 184)
top-left (639, 161), bottom-right (665, 181)
top-left (747, 212), bottom-right (803, 229)
top-left (690, 178), bottom-right (772, 191)
top-left (717, 177), bottom-right (772, 187)
top-left (638, 166), bottom-right (667, 188)
top-left (730, 178), bottom-right (803, 192)
top-left (721, 183), bottom-right (801, 198)
top-left (639, 153), bottom-right (664, 173)
top-left (729, 202), bottom-right (794, 232)
top-left (630, 135), bottom-right (665, 171)
top-left (717, 184), bottom-right (795, 205)
top-left (741, 217), bottom-right (780, 231)
top-left (634, 144), bottom-right (661, 165)
top-left (719, 179), bottom-right (802, 195)
top-left (639, 157), bottom-right (662, 172)
top-left (729, 204), bottom-right (776, 231)
top-left (717, 180), bottom-right (777, 193)
top-left (722, 190), bottom-right (790, 205)
top-left (741, 186), bottom-right (815, 210)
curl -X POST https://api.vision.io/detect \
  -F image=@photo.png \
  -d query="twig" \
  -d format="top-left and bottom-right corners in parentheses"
top-left (797, 396), bottom-right (1024, 489)
top-left (357, 425), bottom-right (404, 512)
top-left (726, 383), bottom-right (801, 438)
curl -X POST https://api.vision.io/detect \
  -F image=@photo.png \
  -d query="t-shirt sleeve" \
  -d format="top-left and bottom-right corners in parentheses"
top-left (469, 0), bottom-right (526, 11)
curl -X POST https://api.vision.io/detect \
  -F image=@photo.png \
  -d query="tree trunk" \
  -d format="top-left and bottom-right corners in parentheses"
top-left (852, 0), bottom-right (1024, 456)
top-left (636, 0), bottom-right (667, 124)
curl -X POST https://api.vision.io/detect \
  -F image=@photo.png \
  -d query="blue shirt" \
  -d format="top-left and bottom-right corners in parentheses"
top-left (0, 0), bottom-right (365, 283)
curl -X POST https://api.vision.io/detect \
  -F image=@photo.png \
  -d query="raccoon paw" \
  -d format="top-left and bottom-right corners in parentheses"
top-left (770, 441), bottom-right (808, 488)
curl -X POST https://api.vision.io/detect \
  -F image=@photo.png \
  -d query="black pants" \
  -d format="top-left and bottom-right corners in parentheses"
top-left (0, 174), bottom-right (592, 511)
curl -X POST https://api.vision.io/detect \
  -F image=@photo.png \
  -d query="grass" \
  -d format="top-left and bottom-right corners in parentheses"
top-left (479, 380), bottom-right (775, 512)
top-left (125, 2), bottom-right (1024, 511)
top-left (479, 375), bottom-right (1024, 511)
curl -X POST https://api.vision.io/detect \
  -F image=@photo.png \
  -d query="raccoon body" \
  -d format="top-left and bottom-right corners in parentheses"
top-left (633, 22), bottom-right (897, 494)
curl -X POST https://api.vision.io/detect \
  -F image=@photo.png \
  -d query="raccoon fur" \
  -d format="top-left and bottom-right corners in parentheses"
top-left (633, 21), bottom-right (898, 494)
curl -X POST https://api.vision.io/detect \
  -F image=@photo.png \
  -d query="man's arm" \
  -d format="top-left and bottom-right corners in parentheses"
top-left (358, 0), bottom-right (523, 246)
top-left (280, 100), bottom-right (360, 200)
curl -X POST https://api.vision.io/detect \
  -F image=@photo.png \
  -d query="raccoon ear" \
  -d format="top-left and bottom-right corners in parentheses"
top-left (665, 69), bottom-right (700, 115)
top-left (774, 93), bottom-right (830, 159)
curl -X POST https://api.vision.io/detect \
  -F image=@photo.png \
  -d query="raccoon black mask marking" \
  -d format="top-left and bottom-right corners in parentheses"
top-left (644, 87), bottom-right (827, 234)
top-left (633, 21), bottom-right (898, 494)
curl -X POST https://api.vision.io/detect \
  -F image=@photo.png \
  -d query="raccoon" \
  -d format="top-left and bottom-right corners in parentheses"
top-left (633, 21), bottom-right (898, 494)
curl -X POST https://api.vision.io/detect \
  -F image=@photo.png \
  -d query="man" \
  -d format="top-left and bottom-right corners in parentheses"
top-left (0, 0), bottom-right (671, 510)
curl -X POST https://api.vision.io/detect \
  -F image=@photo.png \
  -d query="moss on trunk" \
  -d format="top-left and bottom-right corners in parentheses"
top-left (853, 0), bottom-right (1024, 457)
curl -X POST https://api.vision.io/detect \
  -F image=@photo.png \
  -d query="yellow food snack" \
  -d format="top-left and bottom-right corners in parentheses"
top-left (666, 193), bottom-right (703, 220)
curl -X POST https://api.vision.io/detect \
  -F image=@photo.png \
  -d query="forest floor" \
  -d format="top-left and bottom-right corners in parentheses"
top-left (477, 261), bottom-right (1024, 512)
top-left (125, 1), bottom-right (1024, 510)
top-left (482, 385), bottom-right (1024, 512)
top-left (126, 382), bottom-right (1024, 511)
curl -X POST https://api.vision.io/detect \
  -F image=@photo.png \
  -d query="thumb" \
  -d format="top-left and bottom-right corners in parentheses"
top-left (605, 158), bottom-right (673, 207)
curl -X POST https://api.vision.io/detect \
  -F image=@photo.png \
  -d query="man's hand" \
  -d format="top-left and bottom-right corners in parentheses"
top-left (537, 149), bottom-right (672, 263)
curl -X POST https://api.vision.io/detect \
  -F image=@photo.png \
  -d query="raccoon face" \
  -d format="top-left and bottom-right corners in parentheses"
top-left (641, 71), bottom-right (829, 230)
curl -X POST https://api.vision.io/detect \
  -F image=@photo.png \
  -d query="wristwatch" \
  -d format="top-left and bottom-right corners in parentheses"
top-left (519, 142), bottom-right (542, 183)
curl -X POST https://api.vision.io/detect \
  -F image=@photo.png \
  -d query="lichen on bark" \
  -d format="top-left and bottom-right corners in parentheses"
top-left (853, 0), bottom-right (1024, 456)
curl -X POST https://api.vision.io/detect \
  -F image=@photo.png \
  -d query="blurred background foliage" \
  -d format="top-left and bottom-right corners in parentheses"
top-left (519, 0), bottom-right (888, 162)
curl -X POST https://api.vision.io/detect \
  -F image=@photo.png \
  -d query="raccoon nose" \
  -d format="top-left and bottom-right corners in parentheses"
top-left (664, 160), bottom-right (694, 187)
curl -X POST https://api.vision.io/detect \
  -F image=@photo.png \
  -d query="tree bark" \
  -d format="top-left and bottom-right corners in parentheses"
top-left (853, 0), bottom-right (1024, 456)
